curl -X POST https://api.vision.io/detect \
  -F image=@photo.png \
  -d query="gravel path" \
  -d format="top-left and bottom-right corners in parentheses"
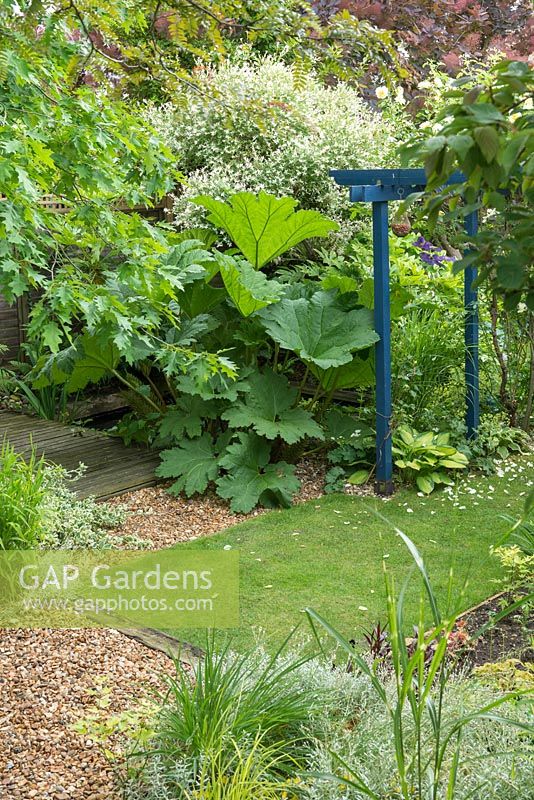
top-left (0, 459), bottom-right (330, 799)
top-left (107, 458), bottom-right (328, 548)
top-left (0, 629), bottom-right (171, 800)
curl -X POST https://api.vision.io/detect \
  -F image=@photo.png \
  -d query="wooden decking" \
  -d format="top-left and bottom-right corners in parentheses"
top-left (0, 411), bottom-right (161, 499)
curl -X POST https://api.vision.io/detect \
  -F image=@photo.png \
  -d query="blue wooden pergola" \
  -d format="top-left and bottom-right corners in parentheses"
top-left (330, 168), bottom-right (479, 495)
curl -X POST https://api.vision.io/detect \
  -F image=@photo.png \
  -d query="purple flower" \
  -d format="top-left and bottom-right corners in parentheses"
top-left (414, 233), bottom-right (456, 267)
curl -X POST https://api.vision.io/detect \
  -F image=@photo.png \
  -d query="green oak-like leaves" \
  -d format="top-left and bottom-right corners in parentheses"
top-left (222, 370), bottom-right (323, 443)
top-left (193, 191), bottom-right (338, 269)
top-left (157, 433), bottom-right (219, 496)
top-left (258, 291), bottom-right (379, 369)
top-left (214, 252), bottom-right (283, 316)
top-left (217, 432), bottom-right (300, 513)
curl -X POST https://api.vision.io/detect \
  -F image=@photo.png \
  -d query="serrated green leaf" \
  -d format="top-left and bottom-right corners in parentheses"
top-left (214, 252), bottom-right (283, 316)
top-left (41, 321), bottom-right (62, 353)
top-left (500, 133), bottom-right (529, 174)
top-left (259, 291), bottom-right (379, 369)
top-left (177, 281), bottom-right (225, 318)
top-left (222, 370), bottom-right (323, 443)
top-left (465, 103), bottom-right (504, 124)
top-left (193, 191), bottom-right (338, 269)
top-left (158, 396), bottom-right (219, 440)
top-left (496, 263), bottom-right (525, 290)
top-left (66, 334), bottom-right (120, 393)
top-left (156, 434), bottom-right (218, 496)
top-left (448, 134), bottom-right (474, 159)
top-left (216, 431), bottom-right (300, 512)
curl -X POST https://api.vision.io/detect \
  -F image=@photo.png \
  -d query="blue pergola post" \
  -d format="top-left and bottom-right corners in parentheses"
top-left (464, 211), bottom-right (479, 438)
top-left (330, 168), bottom-right (479, 495)
top-left (372, 201), bottom-right (394, 494)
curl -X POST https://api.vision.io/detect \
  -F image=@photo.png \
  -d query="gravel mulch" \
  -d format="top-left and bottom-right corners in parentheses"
top-left (107, 457), bottom-right (336, 549)
top-left (0, 628), bottom-right (172, 800)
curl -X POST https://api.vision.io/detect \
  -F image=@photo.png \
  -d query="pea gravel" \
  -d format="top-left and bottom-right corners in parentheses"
top-left (0, 628), bottom-right (171, 800)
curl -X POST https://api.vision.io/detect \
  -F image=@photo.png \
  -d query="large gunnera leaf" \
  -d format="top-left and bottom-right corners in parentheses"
top-left (156, 433), bottom-right (218, 496)
top-left (309, 355), bottom-right (374, 392)
top-left (222, 370), bottom-right (323, 444)
top-left (217, 432), bottom-right (300, 513)
top-left (193, 191), bottom-right (338, 269)
top-left (214, 252), bottom-right (283, 316)
top-left (159, 395), bottom-right (221, 441)
top-left (258, 291), bottom-right (379, 369)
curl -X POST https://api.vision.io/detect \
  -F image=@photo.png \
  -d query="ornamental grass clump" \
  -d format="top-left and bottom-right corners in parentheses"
top-left (0, 439), bottom-right (48, 549)
top-left (138, 635), bottom-right (321, 796)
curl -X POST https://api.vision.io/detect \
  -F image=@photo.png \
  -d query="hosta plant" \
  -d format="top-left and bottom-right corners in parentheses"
top-left (392, 425), bottom-right (469, 493)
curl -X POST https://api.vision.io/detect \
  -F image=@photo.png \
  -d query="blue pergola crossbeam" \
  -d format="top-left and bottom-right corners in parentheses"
top-left (330, 167), bottom-right (479, 495)
top-left (350, 185), bottom-right (427, 203)
top-left (330, 168), bottom-right (466, 187)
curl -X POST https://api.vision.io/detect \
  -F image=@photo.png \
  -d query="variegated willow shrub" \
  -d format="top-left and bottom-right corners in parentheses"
top-left (145, 56), bottom-right (412, 248)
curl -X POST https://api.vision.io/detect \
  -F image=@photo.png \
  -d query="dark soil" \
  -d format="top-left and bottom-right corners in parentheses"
top-left (461, 590), bottom-right (533, 667)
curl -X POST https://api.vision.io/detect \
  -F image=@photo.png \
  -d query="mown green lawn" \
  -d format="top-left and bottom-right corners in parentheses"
top-left (173, 455), bottom-right (534, 652)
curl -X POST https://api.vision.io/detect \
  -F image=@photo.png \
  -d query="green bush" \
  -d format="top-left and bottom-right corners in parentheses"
top-left (0, 440), bottom-right (48, 549)
top-left (0, 444), bottom-right (137, 550)
top-left (146, 57), bottom-right (410, 246)
top-left (40, 466), bottom-right (142, 550)
top-left (392, 425), bottom-right (469, 493)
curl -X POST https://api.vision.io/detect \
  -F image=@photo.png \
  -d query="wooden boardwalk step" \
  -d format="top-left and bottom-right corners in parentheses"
top-left (0, 411), bottom-right (162, 499)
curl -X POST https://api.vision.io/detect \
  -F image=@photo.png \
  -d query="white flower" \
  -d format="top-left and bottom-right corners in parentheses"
top-left (395, 86), bottom-right (406, 104)
top-left (418, 80), bottom-right (432, 90)
top-left (375, 85), bottom-right (389, 100)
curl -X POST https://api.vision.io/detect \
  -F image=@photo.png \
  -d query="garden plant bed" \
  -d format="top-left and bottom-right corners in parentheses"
top-left (462, 589), bottom-right (533, 668)
top-left (1, 10), bottom-right (533, 799)
top-left (0, 461), bottom-right (532, 799)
